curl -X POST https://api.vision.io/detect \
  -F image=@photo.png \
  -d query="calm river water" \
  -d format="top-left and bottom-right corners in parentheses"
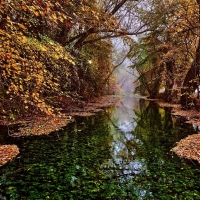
top-left (1, 95), bottom-right (200, 199)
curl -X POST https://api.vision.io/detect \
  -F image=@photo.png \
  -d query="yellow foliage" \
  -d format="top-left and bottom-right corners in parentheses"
top-left (0, 26), bottom-right (75, 115)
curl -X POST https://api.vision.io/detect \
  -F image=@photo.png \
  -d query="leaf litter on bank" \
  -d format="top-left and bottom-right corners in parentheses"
top-left (9, 114), bottom-right (74, 137)
top-left (10, 96), bottom-right (120, 136)
top-left (172, 133), bottom-right (200, 164)
top-left (0, 95), bottom-right (121, 166)
top-left (147, 99), bottom-right (200, 163)
top-left (0, 145), bottom-right (19, 166)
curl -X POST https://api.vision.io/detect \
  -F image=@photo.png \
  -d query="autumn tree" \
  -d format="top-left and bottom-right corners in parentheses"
top-left (1, 0), bottom-right (142, 118)
top-left (128, 0), bottom-right (176, 99)
top-left (0, 0), bottom-right (102, 117)
top-left (180, 0), bottom-right (200, 108)
top-left (3, 0), bottom-right (193, 119)
top-left (128, 0), bottom-right (200, 104)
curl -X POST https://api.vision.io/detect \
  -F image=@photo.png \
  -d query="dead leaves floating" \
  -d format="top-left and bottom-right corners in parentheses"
top-left (10, 115), bottom-right (74, 137)
top-left (0, 145), bottom-right (19, 166)
top-left (172, 133), bottom-right (200, 164)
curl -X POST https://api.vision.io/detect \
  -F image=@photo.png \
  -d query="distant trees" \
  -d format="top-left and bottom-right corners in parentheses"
top-left (129, 0), bottom-right (200, 106)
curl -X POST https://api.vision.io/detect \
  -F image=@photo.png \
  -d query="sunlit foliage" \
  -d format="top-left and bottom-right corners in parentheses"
top-left (0, 0), bottom-right (120, 117)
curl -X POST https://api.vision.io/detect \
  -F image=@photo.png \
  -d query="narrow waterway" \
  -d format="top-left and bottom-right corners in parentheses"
top-left (1, 95), bottom-right (200, 199)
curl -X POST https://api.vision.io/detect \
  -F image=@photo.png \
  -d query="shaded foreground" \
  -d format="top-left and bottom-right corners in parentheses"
top-left (1, 97), bottom-right (200, 199)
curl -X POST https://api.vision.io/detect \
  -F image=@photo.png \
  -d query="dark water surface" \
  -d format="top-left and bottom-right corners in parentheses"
top-left (1, 95), bottom-right (200, 199)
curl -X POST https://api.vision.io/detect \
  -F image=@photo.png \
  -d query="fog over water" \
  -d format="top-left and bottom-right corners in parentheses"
top-left (112, 38), bottom-right (138, 94)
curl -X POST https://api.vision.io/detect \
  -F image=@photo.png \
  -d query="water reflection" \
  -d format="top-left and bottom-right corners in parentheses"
top-left (1, 95), bottom-right (200, 199)
top-left (107, 95), bottom-right (200, 199)
top-left (106, 95), bottom-right (148, 198)
top-left (113, 95), bottom-right (139, 132)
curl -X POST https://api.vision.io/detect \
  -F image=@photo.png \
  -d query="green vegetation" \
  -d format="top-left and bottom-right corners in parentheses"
top-left (1, 102), bottom-right (200, 199)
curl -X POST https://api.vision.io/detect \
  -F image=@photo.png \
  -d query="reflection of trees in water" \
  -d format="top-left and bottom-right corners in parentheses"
top-left (104, 99), bottom-right (200, 199)
top-left (1, 100), bottom-right (200, 199)
top-left (138, 100), bottom-right (164, 132)
top-left (103, 130), bottom-right (148, 199)
top-left (135, 100), bottom-right (197, 143)
top-left (103, 98), bottom-right (148, 198)
top-left (113, 96), bottom-right (140, 133)
top-left (126, 100), bottom-right (200, 199)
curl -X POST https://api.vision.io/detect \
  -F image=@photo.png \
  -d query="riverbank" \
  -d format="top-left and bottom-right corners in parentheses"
top-left (140, 96), bottom-right (200, 164)
top-left (1, 95), bottom-right (200, 166)
top-left (171, 106), bottom-right (200, 164)
top-left (0, 95), bottom-right (121, 166)
top-left (157, 100), bottom-right (200, 164)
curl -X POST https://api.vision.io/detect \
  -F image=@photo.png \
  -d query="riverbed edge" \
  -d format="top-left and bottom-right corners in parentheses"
top-left (1, 95), bottom-right (200, 166)
top-left (0, 95), bottom-right (122, 166)
top-left (151, 99), bottom-right (200, 164)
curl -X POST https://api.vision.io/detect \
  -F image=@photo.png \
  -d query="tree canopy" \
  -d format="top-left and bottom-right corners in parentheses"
top-left (1, 0), bottom-right (200, 119)
top-left (128, 0), bottom-right (200, 107)
top-left (1, 0), bottom-right (141, 118)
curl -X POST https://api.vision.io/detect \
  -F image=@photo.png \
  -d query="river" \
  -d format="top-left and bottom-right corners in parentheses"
top-left (1, 94), bottom-right (200, 199)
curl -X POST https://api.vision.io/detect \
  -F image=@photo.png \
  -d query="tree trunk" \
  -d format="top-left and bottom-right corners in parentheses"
top-left (65, 0), bottom-right (131, 49)
top-left (73, 29), bottom-right (95, 49)
top-left (165, 61), bottom-right (175, 102)
top-left (57, 20), bottom-right (71, 46)
top-left (181, 40), bottom-right (200, 107)
top-left (180, 0), bottom-right (200, 108)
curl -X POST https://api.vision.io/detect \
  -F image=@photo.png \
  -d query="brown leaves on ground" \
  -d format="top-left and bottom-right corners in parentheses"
top-left (0, 145), bottom-right (19, 166)
top-left (0, 95), bottom-right (120, 166)
top-left (172, 108), bottom-right (200, 126)
top-left (68, 96), bottom-right (121, 117)
top-left (172, 133), bottom-right (200, 164)
top-left (1, 96), bottom-right (120, 137)
top-left (9, 115), bottom-right (74, 137)
top-left (170, 106), bottom-right (200, 163)
top-left (157, 101), bottom-right (181, 109)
